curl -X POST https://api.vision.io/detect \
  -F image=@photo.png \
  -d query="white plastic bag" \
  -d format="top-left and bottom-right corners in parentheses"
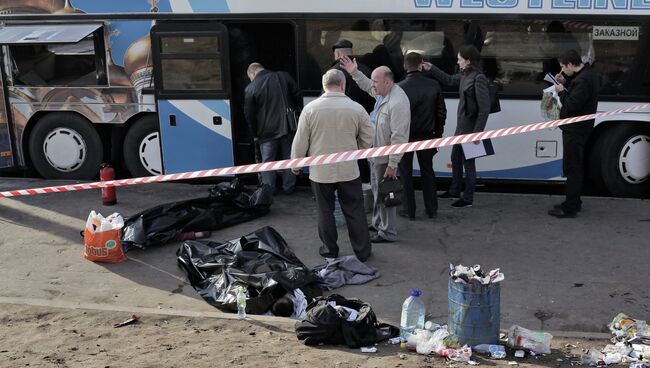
top-left (541, 85), bottom-right (562, 121)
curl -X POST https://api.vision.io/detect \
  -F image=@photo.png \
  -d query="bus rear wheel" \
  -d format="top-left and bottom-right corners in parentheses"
top-left (597, 124), bottom-right (650, 198)
top-left (28, 113), bottom-right (103, 180)
top-left (123, 115), bottom-right (163, 178)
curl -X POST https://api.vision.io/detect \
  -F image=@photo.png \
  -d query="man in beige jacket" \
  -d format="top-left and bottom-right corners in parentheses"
top-left (340, 56), bottom-right (411, 243)
top-left (291, 69), bottom-right (374, 262)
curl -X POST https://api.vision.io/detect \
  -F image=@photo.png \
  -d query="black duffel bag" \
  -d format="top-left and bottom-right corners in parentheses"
top-left (295, 294), bottom-right (398, 348)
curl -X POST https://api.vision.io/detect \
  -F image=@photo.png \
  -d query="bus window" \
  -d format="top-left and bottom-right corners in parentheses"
top-left (476, 19), bottom-right (649, 99)
top-left (304, 19), bottom-right (451, 92)
top-left (157, 34), bottom-right (224, 92)
top-left (9, 32), bottom-right (106, 87)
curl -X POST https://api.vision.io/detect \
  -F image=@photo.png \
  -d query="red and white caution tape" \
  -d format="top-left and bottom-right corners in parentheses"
top-left (1, 103), bottom-right (649, 198)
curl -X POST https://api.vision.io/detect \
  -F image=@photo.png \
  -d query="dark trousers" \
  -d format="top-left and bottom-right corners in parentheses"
top-left (449, 144), bottom-right (477, 202)
top-left (399, 148), bottom-right (438, 217)
top-left (561, 131), bottom-right (590, 213)
top-left (311, 178), bottom-right (371, 260)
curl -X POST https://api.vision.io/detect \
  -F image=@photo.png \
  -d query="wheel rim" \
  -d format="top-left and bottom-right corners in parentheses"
top-left (619, 134), bottom-right (650, 184)
top-left (43, 127), bottom-right (86, 172)
top-left (139, 132), bottom-right (162, 175)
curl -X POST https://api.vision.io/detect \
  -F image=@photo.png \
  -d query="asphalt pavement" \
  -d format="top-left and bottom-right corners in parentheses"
top-left (0, 177), bottom-right (648, 334)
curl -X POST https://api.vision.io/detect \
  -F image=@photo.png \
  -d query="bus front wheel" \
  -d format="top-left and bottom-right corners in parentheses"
top-left (28, 113), bottom-right (103, 180)
top-left (123, 115), bottom-right (163, 178)
top-left (597, 124), bottom-right (650, 198)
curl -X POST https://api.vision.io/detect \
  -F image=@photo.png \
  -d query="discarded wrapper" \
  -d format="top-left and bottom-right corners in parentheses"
top-left (113, 314), bottom-right (140, 328)
top-left (388, 337), bottom-right (403, 345)
top-left (360, 346), bottom-right (377, 353)
top-left (508, 361), bottom-right (518, 365)
top-left (514, 350), bottom-right (525, 358)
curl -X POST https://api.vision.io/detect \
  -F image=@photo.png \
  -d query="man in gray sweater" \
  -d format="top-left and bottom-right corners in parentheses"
top-left (340, 56), bottom-right (411, 243)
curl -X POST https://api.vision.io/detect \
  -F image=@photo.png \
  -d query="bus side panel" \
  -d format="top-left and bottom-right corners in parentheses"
top-left (0, 70), bottom-right (14, 168)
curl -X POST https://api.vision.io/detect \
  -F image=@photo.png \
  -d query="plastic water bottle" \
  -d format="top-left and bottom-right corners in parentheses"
top-left (400, 289), bottom-right (425, 339)
top-left (334, 192), bottom-right (345, 227)
top-left (236, 286), bottom-right (247, 320)
top-left (474, 344), bottom-right (506, 359)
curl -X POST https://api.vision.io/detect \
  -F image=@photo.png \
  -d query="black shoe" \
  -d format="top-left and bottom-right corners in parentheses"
top-left (398, 210), bottom-right (415, 220)
top-left (370, 234), bottom-right (394, 243)
top-left (548, 208), bottom-right (577, 218)
top-left (367, 224), bottom-right (377, 232)
top-left (438, 191), bottom-right (460, 199)
top-left (426, 212), bottom-right (437, 219)
top-left (553, 204), bottom-right (582, 212)
top-left (451, 199), bottom-right (473, 208)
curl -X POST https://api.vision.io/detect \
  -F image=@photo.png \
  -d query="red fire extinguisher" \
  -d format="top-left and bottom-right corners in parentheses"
top-left (100, 163), bottom-right (117, 206)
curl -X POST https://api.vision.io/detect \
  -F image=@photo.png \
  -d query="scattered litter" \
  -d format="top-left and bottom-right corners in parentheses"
top-left (389, 337), bottom-right (403, 345)
top-left (450, 264), bottom-right (505, 285)
top-left (566, 344), bottom-right (578, 348)
top-left (113, 314), bottom-right (139, 328)
top-left (507, 325), bottom-right (553, 354)
top-left (514, 350), bottom-right (525, 358)
top-left (467, 360), bottom-right (480, 365)
top-left (399, 353), bottom-right (407, 359)
top-left (609, 313), bottom-right (650, 344)
top-left (508, 361), bottom-right (518, 365)
top-left (557, 358), bottom-right (564, 362)
top-left (360, 347), bottom-right (377, 353)
top-left (629, 363), bottom-right (648, 368)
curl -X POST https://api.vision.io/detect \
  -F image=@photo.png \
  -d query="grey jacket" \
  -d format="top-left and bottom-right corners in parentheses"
top-left (427, 66), bottom-right (490, 135)
top-left (351, 70), bottom-right (411, 168)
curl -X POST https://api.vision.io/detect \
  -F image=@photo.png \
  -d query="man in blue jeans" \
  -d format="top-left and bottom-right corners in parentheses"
top-left (244, 62), bottom-right (303, 194)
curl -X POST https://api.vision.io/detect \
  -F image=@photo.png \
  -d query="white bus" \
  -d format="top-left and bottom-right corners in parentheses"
top-left (0, 0), bottom-right (648, 197)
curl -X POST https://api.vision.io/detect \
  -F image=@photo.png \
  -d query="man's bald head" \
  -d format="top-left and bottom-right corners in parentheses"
top-left (370, 66), bottom-right (394, 96)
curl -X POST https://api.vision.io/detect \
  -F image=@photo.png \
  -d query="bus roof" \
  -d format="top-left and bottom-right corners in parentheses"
top-left (0, 0), bottom-right (648, 16)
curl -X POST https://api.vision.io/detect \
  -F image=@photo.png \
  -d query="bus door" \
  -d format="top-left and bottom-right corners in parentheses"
top-left (151, 22), bottom-right (234, 174)
top-left (0, 51), bottom-right (15, 169)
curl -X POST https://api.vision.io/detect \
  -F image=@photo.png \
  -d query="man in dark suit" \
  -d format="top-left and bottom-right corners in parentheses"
top-left (244, 62), bottom-right (303, 195)
top-left (397, 52), bottom-right (446, 220)
top-left (548, 49), bottom-right (599, 218)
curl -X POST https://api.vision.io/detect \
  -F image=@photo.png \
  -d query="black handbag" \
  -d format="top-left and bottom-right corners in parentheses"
top-left (378, 178), bottom-right (403, 207)
top-left (276, 73), bottom-right (298, 131)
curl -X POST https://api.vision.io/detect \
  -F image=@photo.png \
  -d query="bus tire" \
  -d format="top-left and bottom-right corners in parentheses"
top-left (28, 113), bottom-right (103, 180)
top-left (123, 115), bottom-right (163, 178)
top-left (599, 124), bottom-right (650, 198)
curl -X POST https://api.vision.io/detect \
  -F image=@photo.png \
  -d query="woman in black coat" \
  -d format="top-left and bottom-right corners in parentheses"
top-left (424, 44), bottom-right (491, 208)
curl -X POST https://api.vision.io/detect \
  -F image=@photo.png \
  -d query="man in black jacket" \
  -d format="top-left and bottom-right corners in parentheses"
top-left (397, 52), bottom-right (447, 219)
top-left (548, 50), bottom-right (599, 218)
top-left (244, 62), bottom-right (303, 194)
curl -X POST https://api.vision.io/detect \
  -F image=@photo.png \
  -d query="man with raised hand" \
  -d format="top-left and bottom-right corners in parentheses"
top-left (339, 56), bottom-right (410, 243)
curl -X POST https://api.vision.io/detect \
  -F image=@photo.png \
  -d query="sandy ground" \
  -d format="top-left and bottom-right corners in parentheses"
top-left (0, 304), bottom-right (621, 368)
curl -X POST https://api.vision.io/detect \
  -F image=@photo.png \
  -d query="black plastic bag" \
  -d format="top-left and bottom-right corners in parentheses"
top-left (177, 226), bottom-right (321, 314)
top-left (122, 180), bottom-right (272, 249)
top-left (295, 294), bottom-right (399, 348)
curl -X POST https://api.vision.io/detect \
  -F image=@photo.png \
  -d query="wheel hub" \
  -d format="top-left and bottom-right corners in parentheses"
top-left (619, 134), bottom-right (650, 184)
top-left (139, 132), bottom-right (162, 175)
top-left (43, 128), bottom-right (86, 172)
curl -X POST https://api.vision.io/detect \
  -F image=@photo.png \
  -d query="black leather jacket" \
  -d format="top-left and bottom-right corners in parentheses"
top-left (244, 69), bottom-right (303, 143)
top-left (398, 71), bottom-right (447, 141)
top-left (559, 64), bottom-right (599, 133)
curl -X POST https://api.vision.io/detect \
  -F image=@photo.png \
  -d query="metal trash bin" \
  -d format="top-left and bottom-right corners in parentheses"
top-left (448, 279), bottom-right (501, 346)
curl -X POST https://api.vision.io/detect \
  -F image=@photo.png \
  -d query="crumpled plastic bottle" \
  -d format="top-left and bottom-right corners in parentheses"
top-left (507, 325), bottom-right (553, 354)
